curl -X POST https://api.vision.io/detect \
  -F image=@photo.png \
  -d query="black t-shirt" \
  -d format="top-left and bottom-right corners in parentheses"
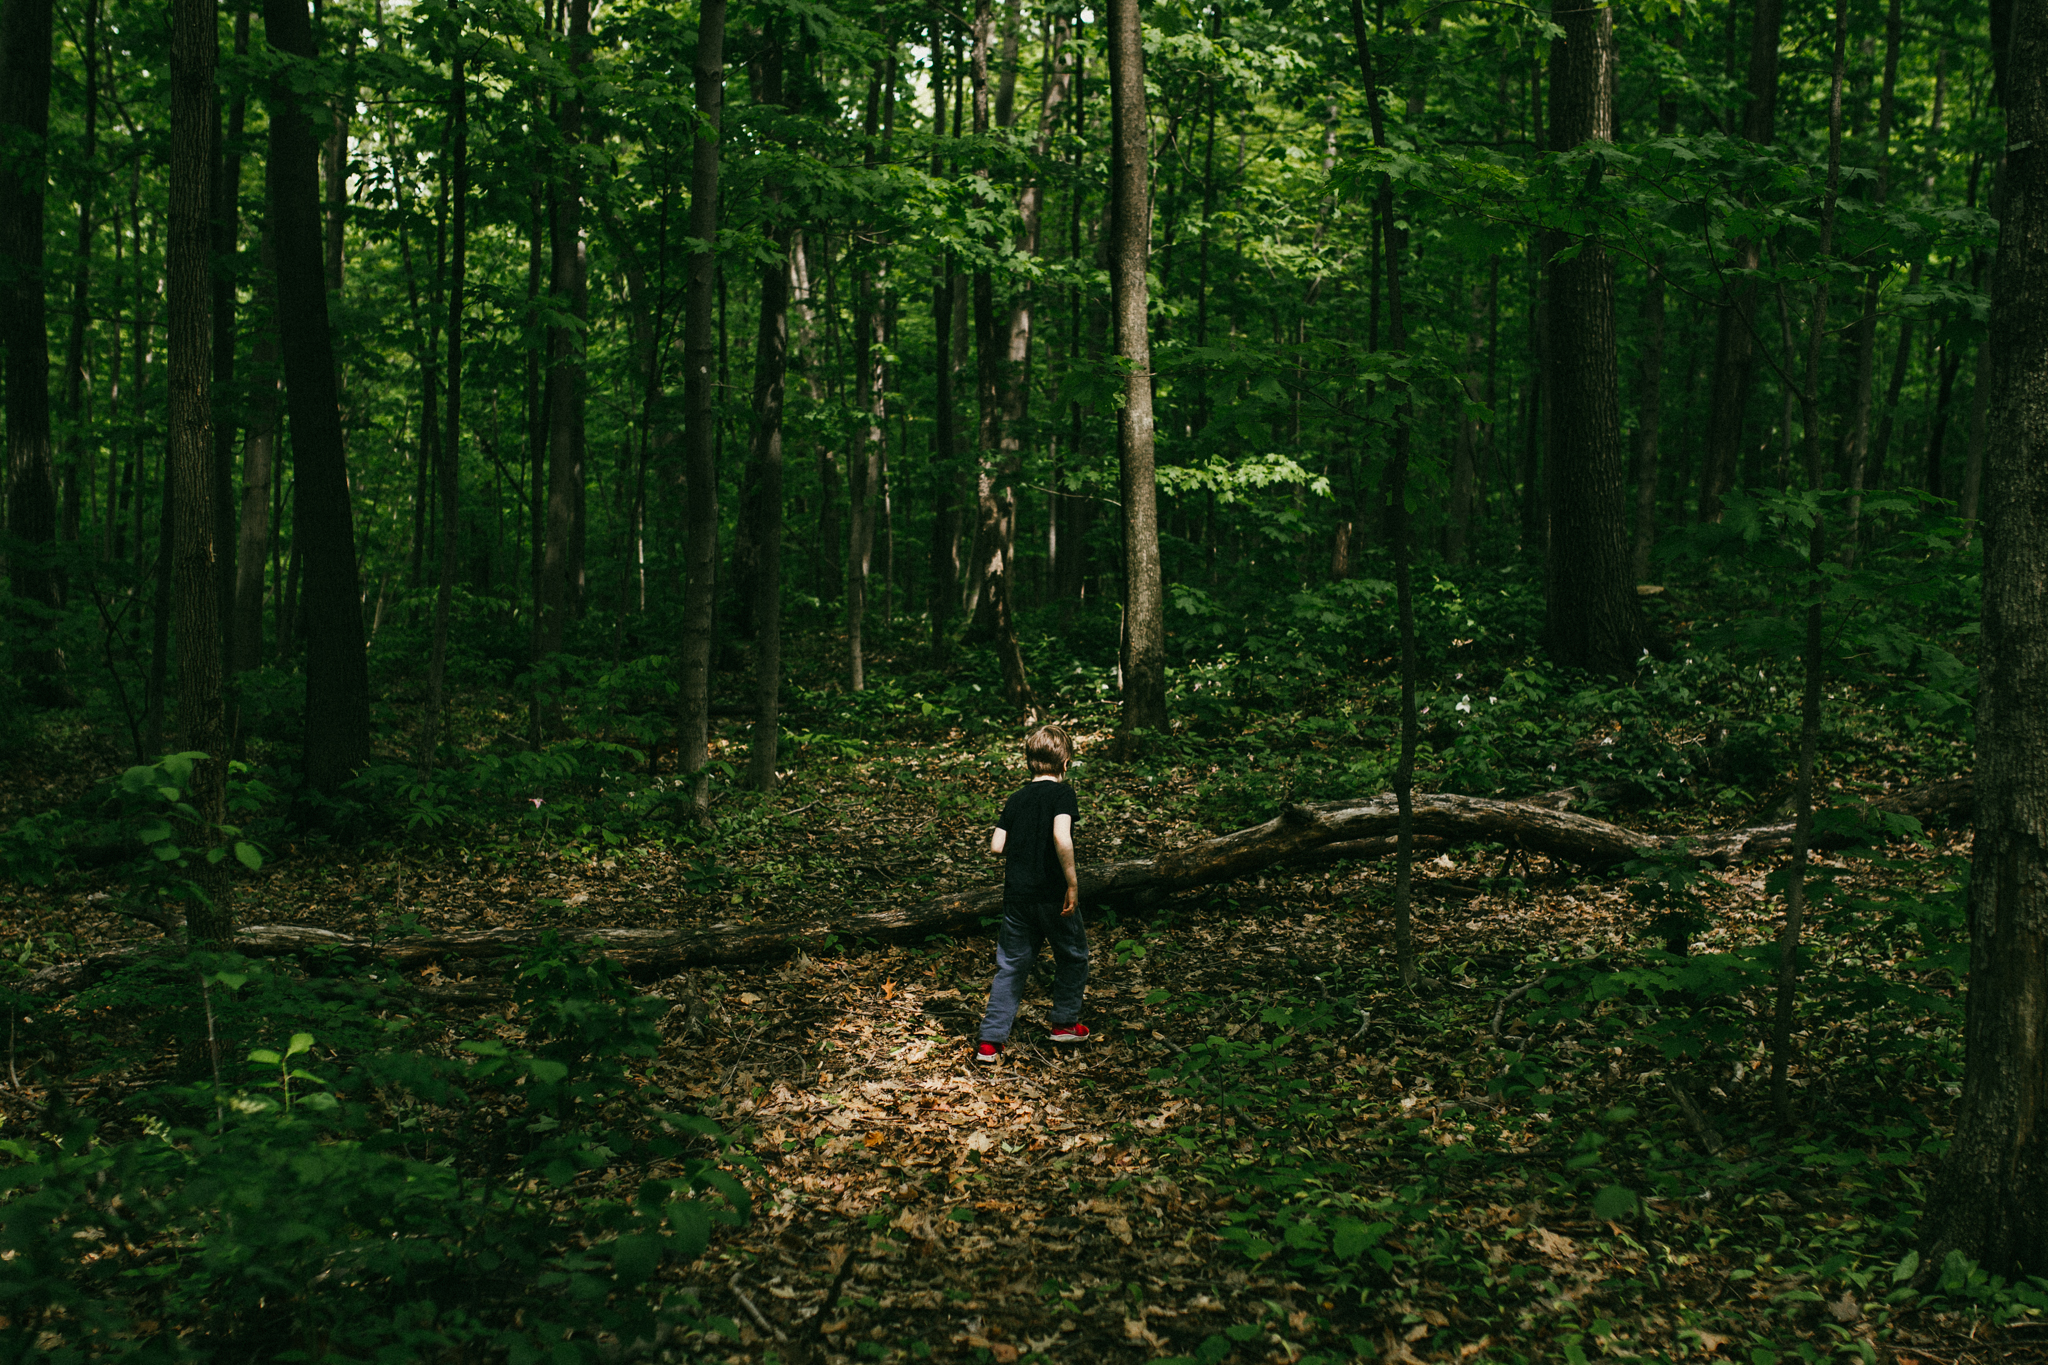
top-left (997, 780), bottom-right (1080, 900)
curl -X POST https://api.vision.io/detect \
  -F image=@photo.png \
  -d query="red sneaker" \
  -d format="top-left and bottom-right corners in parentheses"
top-left (1048, 1023), bottom-right (1091, 1044)
top-left (975, 1041), bottom-right (1003, 1063)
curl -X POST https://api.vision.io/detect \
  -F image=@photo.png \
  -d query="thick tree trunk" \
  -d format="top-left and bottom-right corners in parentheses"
top-left (1108, 0), bottom-right (1165, 738)
top-left (264, 0), bottom-right (371, 793)
top-left (1540, 2), bottom-right (1649, 672)
top-left (171, 0), bottom-right (230, 938)
top-left (424, 30), bottom-right (468, 773)
top-left (33, 782), bottom-right (1979, 993)
top-left (1920, 0), bottom-right (2048, 1280)
top-left (1, 0), bottom-right (72, 707)
top-left (678, 0), bottom-right (726, 813)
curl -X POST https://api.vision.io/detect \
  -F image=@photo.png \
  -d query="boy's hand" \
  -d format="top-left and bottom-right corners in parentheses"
top-left (1061, 883), bottom-right (1078, 916)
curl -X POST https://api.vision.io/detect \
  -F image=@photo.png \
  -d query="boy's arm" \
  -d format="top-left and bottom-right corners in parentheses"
top-left (1053, 814), bottom-right (1078, 915)
top-left (990, 827), bottom-right (1007, 857)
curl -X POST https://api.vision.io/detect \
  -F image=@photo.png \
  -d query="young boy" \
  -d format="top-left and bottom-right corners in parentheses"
top-left (975, 724), bottom-right (1089, 1062)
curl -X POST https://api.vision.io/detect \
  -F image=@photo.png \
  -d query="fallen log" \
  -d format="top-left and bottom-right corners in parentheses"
top-left (28, 781), bottom-right (1972, 993)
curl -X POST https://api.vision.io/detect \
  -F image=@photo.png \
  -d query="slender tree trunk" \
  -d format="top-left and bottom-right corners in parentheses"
top-left (1768, 0), bottom-right (1847, 1132)
top-left (1631, 55), bottom-right (1677, 581)
top-left (538, 0), bottom-right (590, 657)
top-left (678, 0), bottom-right (726, 813)
top-left (926, 13), bottom-right (961, 653)
top-left (424, 23), bottom-right (468, 773)
top-left (1698, 0), bottom-right (1786, 522)
top-left (848, 57), bottom-right (892, 693)
top-left (1108, 0), bottom-right (1163, 739)
top-left (210, 4), bottom-right (251, 685)
top-left (1, 0), bottom-right (73, 706)
top-left (171, 0), bottom-right (230, 937)
top-left (323, 31), bottom-right (353, 295)
top-left (745, 25), bottom-right (791, 792)
top-left (1926, 338), bottom-right (1964, 497)
top-left (1960, 338), bottom-right (1991, 536)
top-left (58, 0), bottom-right (99, 555)
top-left (1918, 0), bottom-right (2048, 1278)
top-left (1841, 0), bottom-right (1903, 559)
top-left (264, 0), bottom-right (371, 792)
top-left (232, 259), bottom-right (279, 676)
top-left (1540, 1), bottom-right (1649, 672)
top-left (1350, 0), bottom-right (1418, 989)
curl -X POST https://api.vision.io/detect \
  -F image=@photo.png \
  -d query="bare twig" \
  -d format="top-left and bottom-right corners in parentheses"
top-left (729, 1271), bottom-right (788, 1342)
top-left (1490, 975), bottom-right (1552, 1039)
top-left (1665, 1080), bottom-right (1724, 1154)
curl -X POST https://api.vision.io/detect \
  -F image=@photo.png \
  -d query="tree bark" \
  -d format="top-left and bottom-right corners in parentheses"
top-left (1, 0), bottom-right (72, 707)
top-left (1697, 0), bottom-right (1785, 523)
top-left (1540, 1), bottom-right (1649, 672)
top-left (745, 23), bottom-right (789, 793)
top-left (424, 21), bottom-right (468, 774)
top-left (264, 0), bottom-right (371, 793)
top-left (848, 57), bottom-right (892, 693)
top-left (678, 0), bottom-right (726, 814)
top-left (1920, 0), bottom-right (2048, 1280)
top-left (1767, 0), bottom-right (1848, 1132)
top-left (32, 782), bottom-right (1980, 994)
top-left (210, 3), bottom-right (252, 685)
top-left (537, 0), bottom-right (590, 659)
top-left (1108, 0), bottom-right (1165, 739)
top-left (171, 0), bottom-right (230, 938)
top-left (926, 13), bottom-right (962, 654)
top-left (58, 0), bottom-right (99, 557)
top-left (232, 285), bottom-right (279, 676)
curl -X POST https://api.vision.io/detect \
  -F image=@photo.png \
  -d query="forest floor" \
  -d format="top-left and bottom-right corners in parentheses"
top-left (9, 702), bottom-right (2031, 1365)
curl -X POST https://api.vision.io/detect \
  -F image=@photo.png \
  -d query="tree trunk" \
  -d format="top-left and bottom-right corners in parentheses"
top-left (926, 13), bottom-right (962, 653)
top-left (1, 0), bottom-right (72, 707)
top-left (1630, 59), bottom-right (1677, 582)
top-left (744, 25), bottom-right (789, 792)
top-left (264, 0), bottom-right (371, 793)
top-left (848, 58), bottom-right (892, 693)
top-left (537, 0), bottom-right (590, 659)
top-left (232, 277), bottom-right (279, 676)
top-left (678, 0), bottom-right (726, 814)
top-left (1766, 0), bottom-right (1847, 1132)
top-left (171, 0), bottom-right (230, 938)
top-left (34, 782), bottom-right (1981, 995)
top-left (1840, 0), bottom-right (1903, 559)
top-left (58, 0), bottom-right (99, 556)
top-left (1540, 1), bottom-right (1649, 673)
top-left (1959, 338), bottom-right (1991, 535)
top-left (1108, 0), bottom-right (1164, 739)
top-left (424, 26), bottom-right (468, 773)
top-left (1697, 0), bottom-right (1785, 523)
top-left (210, 4), bottom-right (251, 686)
top-left (1919, 0), bottom-right (2048, 1277)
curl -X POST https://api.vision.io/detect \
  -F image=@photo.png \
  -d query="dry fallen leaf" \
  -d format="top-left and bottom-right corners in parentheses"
top-left (990, 1346), bottom-right (1019, 1364)
top-left (1531, 1227), bottom-right (1578, 1262)
top-left (1826, 1291), bottom-right (1861, 1323)
top-left (1694, 1331), bottom-right (1732, 1356)
top-left (965, 1130), bottom-right (995, 1153)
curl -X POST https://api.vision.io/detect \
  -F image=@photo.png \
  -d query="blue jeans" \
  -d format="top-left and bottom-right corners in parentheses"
top-left (977, 896), bottom-right (1089, 1042)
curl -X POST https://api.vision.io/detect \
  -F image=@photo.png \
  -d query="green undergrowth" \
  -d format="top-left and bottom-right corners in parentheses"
top-left (1104, 857), bottom-right (2023, 1365)
top-left (1, 938), bottom-right (746, 1363)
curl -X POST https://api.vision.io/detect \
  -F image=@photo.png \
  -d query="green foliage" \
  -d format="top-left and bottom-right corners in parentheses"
top-left (0, 939), bottom-right (745, 1362)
